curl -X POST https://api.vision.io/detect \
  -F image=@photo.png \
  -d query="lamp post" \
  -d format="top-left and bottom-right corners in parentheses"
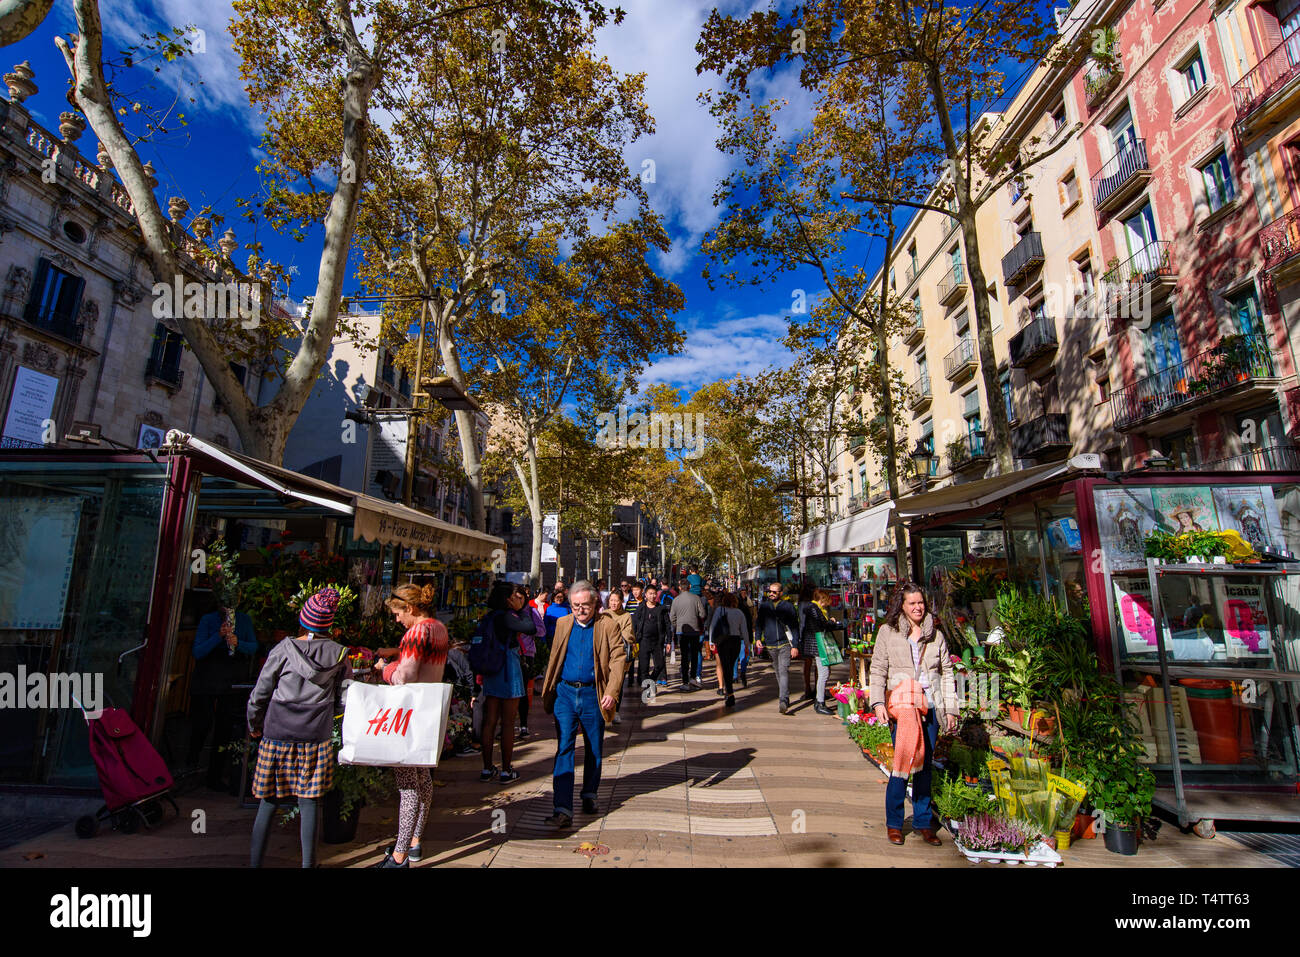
top-left (910, 440), bottom-right (935, 493)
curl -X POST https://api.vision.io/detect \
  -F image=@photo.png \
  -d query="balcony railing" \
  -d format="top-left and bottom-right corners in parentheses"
top-left (1102, 240), bottom-right (1175, 290)
top-left (1001, 232), bottom-right (1044, 287)
top-left (1012, 412), bottom-right (1070, 459)
top-left (909, 374), bottom-right (932, 410)
top-left (1008, 313), bottom-right (1058, 368)
top-left (1108, 333), bottom-right (1277, 431)
top-left (1195, 444), bottom-right (1300, 472)
top-left (1261, 207), bottom-right (1300, 272)
top-left (145, 355), bottom-right (184, 390)
top-left (947, 432), bottom-right (990, 472)
top-left (1092, 139), bottom-right (1149, 212)
top-left (937, 264), bottom-right (968, 306)
top-left (850, 432), bottom-right (867, 453)
top-left (1233, 36), bottom-right (1300, 128)
top-left (905, 262), bottom-right (917, 286)
top-left (903, 312), bottom-right (925, 345)
top-left (944, 338), bottom-right (977, 381)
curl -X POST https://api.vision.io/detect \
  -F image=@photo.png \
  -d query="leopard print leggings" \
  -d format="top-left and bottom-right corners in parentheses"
top-left (393, 766), bottom-right (432, 856)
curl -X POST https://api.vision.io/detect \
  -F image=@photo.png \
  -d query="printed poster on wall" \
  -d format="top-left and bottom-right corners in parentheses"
top-left (855, 556), bottom-right (898, 581)
top-left (0, 496), bottom-right (82, 629)
top-left (830, 555), bottom-right (854, 583)
top-left (1093, 488), bottom-right (1159, 572)
top-left (1213, 579), bottom-right (1272, 658)
top-left (1, 365), bottom-right (58, 449)
top-left (1212, 485), bottom-right (1284, 555)
top-left (1151, 486), bottom-right (1220, 535)
top-left (1113, 575), bottom-right (1158, 655)
top-left (541, 512), bottom-right (559, 564)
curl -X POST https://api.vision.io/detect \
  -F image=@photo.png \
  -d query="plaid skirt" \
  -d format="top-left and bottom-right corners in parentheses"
top-left (251, 738), bottom-right (335, 799)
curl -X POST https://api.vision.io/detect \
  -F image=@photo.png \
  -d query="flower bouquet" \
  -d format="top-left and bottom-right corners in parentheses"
top-left (205, 538), bottom-right (242, 647)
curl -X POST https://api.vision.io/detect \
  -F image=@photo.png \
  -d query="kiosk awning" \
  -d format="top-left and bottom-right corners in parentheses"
top-left (165, 432), bottom-right (504, 561)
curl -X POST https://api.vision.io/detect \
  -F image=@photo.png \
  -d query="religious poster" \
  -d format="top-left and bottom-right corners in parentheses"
top-left (0, 496), bottom-right (82, 629)
top-left (1213, 579), bottom-right (1272, 659)
top-left (855, 555), bottom-right (898, 582)
top-left (1151, 486), bottom-right (1220, 535)
top-left (1093, 487), bottom-right (1159, 572)
top-left (1, 366), bottom-right (59, 449)
top-left (1113, 575), bottom-right (1158, 655)
top-left (830, 555), bottom-right (854, 583)
top-left (1212, 485), bottom-right (1282, 555)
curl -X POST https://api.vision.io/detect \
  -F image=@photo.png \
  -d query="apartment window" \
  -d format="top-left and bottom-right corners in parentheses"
top-left (911, 292), bottom-right (922, 323)
top-left (1059, 168), bottom-right (1080, 210)
top-left (1000, 370), bottom-right (1015, 423)
top-left (889, 267), bottom-right (897, 291)
top-left (146, 323), bottom-right (184, 383)
top-left (949, 244), bottom-right (963, 278)
top-left (1228, 288), bottom-right (1264, 337)
top-left (1107, 106), bottom-right (1137, 156)
top-left (963, 389), bottom-right (983, 453)
top-left (381, 351), bottom-right (396, 386)
top-left (1024, 297), bottom-right (1047, 327)
top-left (1051, 99), bottom-right (1068, 134)
top-left (920, 418), bottom-right (937, 475)
top-left (1163, 429), bottom-right (1199, 470)
top-left (1180, 50), bottom-right (1207, 97)
top-left (1199, 150), bottom-right (1236, 213)
top-left (917, 353), bottom-right (929, 387)
top-left (955, 309), bottom-right (971, 344)
top-left (1091, 355), bottom-right (1110, 402)
top-left (858, 465), bottom-right (868, 491)
top-left (909, 243), bottom-right (919, 275)
top-left (24, 258), bottom-right (86, 342)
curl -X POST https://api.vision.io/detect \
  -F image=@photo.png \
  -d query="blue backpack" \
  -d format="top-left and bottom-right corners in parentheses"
top-left (468, 612), bottom-right (506, 676)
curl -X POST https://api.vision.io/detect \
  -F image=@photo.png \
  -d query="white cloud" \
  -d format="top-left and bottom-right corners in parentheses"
top-left (636, 308), bottom-right (795, 394)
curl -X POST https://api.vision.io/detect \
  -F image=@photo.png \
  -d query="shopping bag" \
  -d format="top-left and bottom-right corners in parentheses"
top-left (816, 631), bottom-right (844, 667)
top-left (339, 681), bottom-right (452, 767)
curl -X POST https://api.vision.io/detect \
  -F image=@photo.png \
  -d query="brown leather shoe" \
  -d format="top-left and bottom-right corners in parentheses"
top-left (887, 827), bottom-right (904, 845)
top-left (918, 828), bottom-right (942, 846)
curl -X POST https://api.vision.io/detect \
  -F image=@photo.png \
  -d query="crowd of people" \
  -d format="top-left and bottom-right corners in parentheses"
top-left (237, 568), bottom-right (957, 865)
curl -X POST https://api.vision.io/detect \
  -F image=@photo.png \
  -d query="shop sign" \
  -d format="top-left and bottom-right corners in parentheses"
top-left (1214, 580), bottom-right (1271, 658)
top-left (1113, 575), bottom-right (1157, 654)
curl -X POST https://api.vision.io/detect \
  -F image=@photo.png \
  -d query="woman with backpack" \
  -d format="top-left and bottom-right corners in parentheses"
top-left (247, 587), bottom-right (348, 868)
top-left (475, 582), bottom-right (536, 784)
top-left (708, 591), bottom-right (748, 709)
top-left (370, 583), bottom-right (449, 868)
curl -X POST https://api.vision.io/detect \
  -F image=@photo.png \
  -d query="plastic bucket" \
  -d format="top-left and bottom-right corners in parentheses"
top-left (1179, 679), bottom-right (1244, 765)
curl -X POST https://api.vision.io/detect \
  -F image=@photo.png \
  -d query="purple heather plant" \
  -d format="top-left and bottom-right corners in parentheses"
top-left (958, 813), bottom-right (1031, 854)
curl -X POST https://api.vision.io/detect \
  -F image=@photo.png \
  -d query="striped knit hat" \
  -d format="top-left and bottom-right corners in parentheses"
top-left (299, 587), bottom-right (340, 634)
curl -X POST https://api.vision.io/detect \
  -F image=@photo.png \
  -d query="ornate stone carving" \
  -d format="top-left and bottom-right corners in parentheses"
top-left (142, 161), bottom-right (158, 190)
top-left (58, 111), bottom-right (85, 144)
top-left (167, 196), bottom-right (188, 223)
top-left (21, 340), bottom-right (59, 373)
top-left (142, 409), bottom-right (164, 428)
top-left (114, 278), bottom-right (146, 307)
top-left (87, 215), bottom-right (112, 261)
top-left (77, 299), bottom-right (99, 340)
top-left (4, 61), bottom-right (36, 104)
top-left (96, 141), bottom-right (111, 172)
top-left (3, 264), bottom-right (30, 315)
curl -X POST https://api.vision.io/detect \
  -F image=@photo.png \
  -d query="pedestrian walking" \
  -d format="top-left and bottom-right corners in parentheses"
top-left (625, 580), bottom-right (644, 614)
top-left (708, 591), bottom-right (749, 709)
top-left (756, 582), bottom-right (800, 714)
top-left (541, 580), bottom-right (625, 828)
top-left (869, 583), bottom-right (958, 847)
top-left (371, 583), bottom-right (449, 868)
top-left (798, 586), bottom-right (845, 715)
top-left (517, 590), bottom-right (546, 739)
top-left (632, 583), bottom-right (670, 688)
top-left (478, 582), bottom-right (538, 785)
top-left (247, 588), bottom-right (348, 868)
top-left (687, 565), bottom-right (703, 596)
top-left (544, 582), bottom-right (570, 642)
top-left (602, 588), bottom-right (634, 724)
top-left (669, 577), bottom-right (707, 691)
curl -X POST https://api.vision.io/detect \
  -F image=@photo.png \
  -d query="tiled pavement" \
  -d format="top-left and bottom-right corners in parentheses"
top-left (4, 656), bottom-right (1286, 867)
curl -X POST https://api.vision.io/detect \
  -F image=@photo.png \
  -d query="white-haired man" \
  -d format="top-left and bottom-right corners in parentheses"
top-left (540, 580), bottom-right (626, 828)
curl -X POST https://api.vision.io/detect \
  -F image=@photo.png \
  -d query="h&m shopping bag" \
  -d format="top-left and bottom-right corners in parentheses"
top-left (816, 631), bottom-right (844, 667)
top-left (339, 681), bottom-right (452, 767)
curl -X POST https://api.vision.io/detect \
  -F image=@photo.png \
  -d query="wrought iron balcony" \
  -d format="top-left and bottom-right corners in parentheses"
top-left (1261, 207), bottom-right (1300, 272)
top-left (1102, 242), bottom-right (1176, 330)
top-left (848, 494), bottom-right (865, 514)
top-left (145, 355), bottom-right (184, 391)
top-left (1233, 37), bottom-right (1300, 132)
top-left (1195, 444), bottom-right (1300, 473)
top-left (903, 312), bottom-right (925, 346)
top-left (1108, 333), bottom-right (1277, 431)
top-left (850, 432), bottom-right (868, 454)
top-left (937, 264), bottom-right (968, 306)
top-left (1008, 313), bottom-right (1058, 368)
top-left (908, 374), bottom-right (932, 410)
top-left (947, 432), bottom-right (990, 472)
top-left (1001, 232), bottom-right (1044, 287)
top-left (944, 338), bottom-right (977, 382)
top-left (1011, 413), bottom-right (1070, 459)
top-left (1092, 139), bottom-right (1150, 213)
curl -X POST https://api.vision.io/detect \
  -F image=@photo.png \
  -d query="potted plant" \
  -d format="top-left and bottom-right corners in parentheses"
top-left (321, 716), bottom-right (393, 844)
top-left (947, 436), bottom-right (970, 471)
top-left (1088, 755), bottom-right (1155, 855)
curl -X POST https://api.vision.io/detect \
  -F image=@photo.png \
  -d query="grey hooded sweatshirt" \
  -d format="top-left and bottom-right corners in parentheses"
top-left (247, 636), bottom-right (348, 743)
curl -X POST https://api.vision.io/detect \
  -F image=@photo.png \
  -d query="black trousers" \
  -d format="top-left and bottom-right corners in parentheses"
top-left (716, 637), bottom-right (741, 697)
top-left (638, 636), bottom-right (665, 684)
top-left (188, 692), bottom-right (241, 784)
top-left (679, 633), bottom-right (700, 682)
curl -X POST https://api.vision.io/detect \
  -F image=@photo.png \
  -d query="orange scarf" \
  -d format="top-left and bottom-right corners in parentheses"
top-left (887, 677), bottom-right (928, 778)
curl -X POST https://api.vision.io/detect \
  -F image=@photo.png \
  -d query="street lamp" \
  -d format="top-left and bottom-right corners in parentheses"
top-left (910, 440), bottom-right (935, 492)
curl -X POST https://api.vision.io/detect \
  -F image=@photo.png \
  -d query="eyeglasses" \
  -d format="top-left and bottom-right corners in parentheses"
top-left (571, 601), bottom-right (595, 609)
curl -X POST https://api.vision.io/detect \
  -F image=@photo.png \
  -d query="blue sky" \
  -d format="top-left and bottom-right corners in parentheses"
top-left (10, 1), bottom-right (1052, 402)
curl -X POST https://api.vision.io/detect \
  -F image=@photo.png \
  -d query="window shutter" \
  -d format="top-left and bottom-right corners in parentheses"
top-left (148, 323), bottom-right (167, 371)
top-left (964, 390), bottom-right (981, 417)
top-left (1257, 2), bottom-right (1285, 54)
top-left (23, 259), bottom-right (50, 323)
top-left (55, 274), bottom-right (85, 332)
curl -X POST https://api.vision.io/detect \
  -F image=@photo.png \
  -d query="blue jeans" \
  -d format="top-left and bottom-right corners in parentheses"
top-left (885, 710), bottom-right (939, 830)
top-left (552, 681), bottom-right (603, 816)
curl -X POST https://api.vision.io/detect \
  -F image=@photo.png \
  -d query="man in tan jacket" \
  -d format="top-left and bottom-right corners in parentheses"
top-left (540, 580), bottom-right (625, 828)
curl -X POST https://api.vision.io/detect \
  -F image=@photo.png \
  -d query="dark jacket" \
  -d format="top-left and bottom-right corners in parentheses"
top-left (798, 601), bottom-right (844, 658)
top-left (247, 636), bottom-right (348, 743)
top-left (191, 611), bottom-right (258, 695)
top-left (632, 602), bottom-right (670, 645)
top-left (756, 598), bottom-right (799, 646)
